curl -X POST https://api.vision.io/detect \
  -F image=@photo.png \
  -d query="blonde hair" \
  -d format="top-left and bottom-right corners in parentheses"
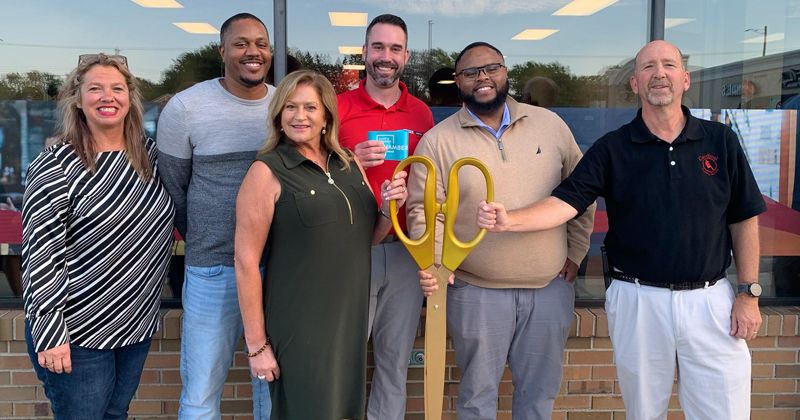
top-left (259, 70), bottom-right (351, 171)
top-left (55, 54), bottom-right (152, 180)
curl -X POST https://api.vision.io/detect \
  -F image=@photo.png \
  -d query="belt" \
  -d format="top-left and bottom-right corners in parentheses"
top-left (610, 270), bottom-right (724, 291)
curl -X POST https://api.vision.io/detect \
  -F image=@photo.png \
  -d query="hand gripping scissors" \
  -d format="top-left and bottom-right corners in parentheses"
top-left (389, 156), bottom-right (494, 420)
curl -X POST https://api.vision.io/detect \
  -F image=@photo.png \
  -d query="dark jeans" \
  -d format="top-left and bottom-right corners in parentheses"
top-left (25, 322), bottom-right (151, 420)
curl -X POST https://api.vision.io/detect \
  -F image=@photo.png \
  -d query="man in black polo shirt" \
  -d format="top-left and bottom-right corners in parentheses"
top-left (474, 40), bottom-right (765, 419)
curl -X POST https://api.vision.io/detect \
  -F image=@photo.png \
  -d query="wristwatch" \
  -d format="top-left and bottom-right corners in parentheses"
top-left (737, 282), bottom-right (762, 297)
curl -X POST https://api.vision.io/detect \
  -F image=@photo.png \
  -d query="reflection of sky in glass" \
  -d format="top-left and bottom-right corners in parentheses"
top-left (1, 0), bottom-right (798, 81)
top-left (0, 0), bottom-right (274, 82)
top-left (289, 0), bottom-right (647, 76)
top-left (666, 0), bottom-right (800, 70)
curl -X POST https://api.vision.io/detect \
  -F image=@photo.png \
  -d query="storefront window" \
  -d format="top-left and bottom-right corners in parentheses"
top-left (666, 0), bottom-right (800, 300)
top-left (0, 1), bottom-right (274, 302)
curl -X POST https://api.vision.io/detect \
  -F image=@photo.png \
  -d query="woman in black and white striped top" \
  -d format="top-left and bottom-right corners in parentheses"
top-left (22, 54), bottom-right (174, 419)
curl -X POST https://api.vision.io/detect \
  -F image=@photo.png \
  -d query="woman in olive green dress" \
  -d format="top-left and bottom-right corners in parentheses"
top-left (234, 70), bottom-right (408, 420)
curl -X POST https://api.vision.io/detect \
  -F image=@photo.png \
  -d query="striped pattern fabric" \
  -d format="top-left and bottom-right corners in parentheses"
top-left (22, 138), bottom-right (174, 352)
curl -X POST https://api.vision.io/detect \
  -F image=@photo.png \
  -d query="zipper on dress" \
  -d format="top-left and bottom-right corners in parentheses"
top-left (323, 153), bottom-right (354, 225)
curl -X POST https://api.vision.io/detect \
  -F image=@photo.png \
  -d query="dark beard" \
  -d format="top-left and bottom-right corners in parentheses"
top-left (366, 61), bottom-right (404, 87)
top-left (239, 74), bottom-right (266, 87)
top-left (458, 80), bottom-right (509, 114)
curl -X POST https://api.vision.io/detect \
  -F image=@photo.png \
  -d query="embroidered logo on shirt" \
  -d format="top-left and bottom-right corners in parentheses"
top-left (698, 154), bottom-right (718, 176)
top-left (536, 146), bottom-right (541, 154)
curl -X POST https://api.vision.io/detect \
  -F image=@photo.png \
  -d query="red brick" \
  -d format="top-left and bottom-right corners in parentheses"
top-left (588, 308), bottom-right (608, 337)
top-left (553, 395), bottom-right (590, 409)
top-left (498, 395), bottom-right (512, 410)
top-left (137, 385), bottom-right (183, 399)
top-left (748, 337), bottom-right (777, 348)
top-left (237, 384), bottom-right (253, 399)
top-left (752, 350), bottom-right (797, 363)
top-left (0, 310), bottom-right (13, 341)
top-left (752, 379), bottom-right (796, 393)
top-left (562, 366), bottom-right (591, 380)
top-left (163, 310), bottom-right (182, 339)
top-left (164, 401), bottom-right (180, 414)
top-left (569, 351), bottom-right (614, 365)
top-left (551, 412), bottom-right (566, 420)
top-left (8, 340), bottom-right (27, 353)
top-left (592, 395), bottom-right (625, 409)
top-left (777, 337), bottom-right (800, 347)
top-left (11, 371), bottom-right (41, 385)
top-left (162, 369), bottom-right (181, 384)
top-left (751, 364), bottom-right (775, 378)
top-left (406, 397), bottom-right (424, 412)
top-left (665, 412), bottom-right (685, 420)
top-left (138, 369), bottom-right (159, 384)
top-left (161, 339), bottom-right (181, 352)
top-left (2, 386), bottom-right (36, 400)
top-left (568, 380), bottom-right (614, 394)
top-left (593, 337), bottom-right (613, 349)
top-left (0, 355), bottom-right (33, 369)
top-left (143, 353), bottom-right (180, 368)
top-left (751, 394), bottom-right (774, 408)
top-left (0, 403), bottom-right (11, 416)
top-left (592, 366), bottom-right (618, 380)
top-left (775, 365), bottom-right (800, 378)
top-left (750, 409), bottom-right (794, 420)
top-left (568, 413), bottom-right (612, 420)
top-left (128, 400), bottom-right (162, 415)
top-left (220, 400), bottom-right (252, 414)
top-left (774, 394), bottom-right (800, 407)
top-left (565, 338), bottom-right (592, 349)
top-left (0, 371), bottom-right (9, 385)
top-left (575, 308), bottom-right (595, 337)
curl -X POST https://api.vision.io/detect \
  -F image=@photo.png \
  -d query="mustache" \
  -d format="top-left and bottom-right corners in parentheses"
top-left (648, 79), bottom-right (673, 88)
top-left (371, 61), bottom-right (398, 69)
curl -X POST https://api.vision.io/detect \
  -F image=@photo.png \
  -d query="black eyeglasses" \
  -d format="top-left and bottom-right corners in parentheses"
top-left (456, 63), bottom-right (505, 80)
top-left (78, 54), bottom-right (128, 68)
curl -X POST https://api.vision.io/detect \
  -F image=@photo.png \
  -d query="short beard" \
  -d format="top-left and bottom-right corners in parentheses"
top-left (458, 80), bottom-right (510, 114)
top-left (366, 61), bottom-right (404, 87)
top-left (645, 91), bottom-right (674, 106)
top-left (239, 74), bottom-right (266, 88)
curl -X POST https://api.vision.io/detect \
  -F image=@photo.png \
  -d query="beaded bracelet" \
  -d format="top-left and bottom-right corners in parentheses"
top-left (245, 337), bottom-right (271, 358)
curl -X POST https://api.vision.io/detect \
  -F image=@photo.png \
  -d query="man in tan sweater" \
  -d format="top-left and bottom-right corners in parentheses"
top-left (408, 42), bottom-right (595, 419)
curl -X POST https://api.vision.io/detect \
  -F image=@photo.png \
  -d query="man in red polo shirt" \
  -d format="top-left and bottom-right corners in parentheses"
top-left (337, 13), bottom-right (434, 420)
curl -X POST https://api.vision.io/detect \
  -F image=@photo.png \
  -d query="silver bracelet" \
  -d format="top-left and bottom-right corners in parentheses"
top-left (379, 207), bottom-right (395, 219)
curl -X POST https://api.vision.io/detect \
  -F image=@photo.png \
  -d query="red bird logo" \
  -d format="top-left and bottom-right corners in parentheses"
top-left (698, 154), bottom-right (719, 176)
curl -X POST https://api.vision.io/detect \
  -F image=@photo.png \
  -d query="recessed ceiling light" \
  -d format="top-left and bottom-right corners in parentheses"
top-left (664, 18), bottom-right (695, 29)
top-left (338, 46), bottom-right (363, 55)
top-left (741, 32), bottom-right (785, 43)
top-left (173, 23), bottom-right (220, 34)
top-left (553, 0), bottom-right (619, 16)
top-left (437, 80), bottom-right (456, 85)
top-left (343, 64), bottom-right (365, 70)
top-left (512, 29), bottom-right (559, 40)
top-left (329, 12), bottom-right (368, 27)
top-left (130, 0), bottom-right (183, 7)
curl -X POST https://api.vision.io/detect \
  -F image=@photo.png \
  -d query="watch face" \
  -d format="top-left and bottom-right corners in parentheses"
top-left (750, 283), bottom-right (763, 297)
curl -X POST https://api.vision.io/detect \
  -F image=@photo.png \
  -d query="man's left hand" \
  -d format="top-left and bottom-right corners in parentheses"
top-left (730, 294), bottom-right (761, 341)
top-left (558, 258), bottom-right (579, 282)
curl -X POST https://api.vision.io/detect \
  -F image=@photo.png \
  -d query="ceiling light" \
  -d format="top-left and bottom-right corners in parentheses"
top-left (741, 32), bottom-right (785, 43)
top-left (343, 65), bottom-right (365, 70)
top-left (173, 23), bottom-right (220, 34)
top-left (338, 46), bottom-right (363, 55)
top-left (437, 80), bottom-right (456, 85)
top-left (553, 0), bottom-right (619, 16)
top-left (130, 0), bottom-right (183, 7)
top-left (329, 12), bottom-right (368, 27)
top-left (512, 29), bottom-right (559, 40)
top-left (664, 18), bottom-right (695, 29)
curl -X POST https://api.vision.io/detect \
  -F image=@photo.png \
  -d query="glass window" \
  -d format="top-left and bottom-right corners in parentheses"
top-left (0, 1), bottom-right (274, 302)
top-left (287, 1), bottom-right (649, 300)
top-left (666, 0), bottom-right (800, 300)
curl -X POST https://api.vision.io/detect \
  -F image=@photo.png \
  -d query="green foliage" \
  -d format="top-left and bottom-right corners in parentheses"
top-left (0, 71), bottom-right (62, 100)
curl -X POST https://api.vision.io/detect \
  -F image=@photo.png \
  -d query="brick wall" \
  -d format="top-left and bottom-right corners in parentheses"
top-left (1, 307), bottom-right (799, 419)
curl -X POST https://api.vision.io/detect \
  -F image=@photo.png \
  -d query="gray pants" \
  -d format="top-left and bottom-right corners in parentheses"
top-left (366, 240), bottom-right (425, 420)
top-left (448, 276), bottom-right (575, 420)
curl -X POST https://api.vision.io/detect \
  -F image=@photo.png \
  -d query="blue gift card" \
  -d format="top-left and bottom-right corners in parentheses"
top-left (368, 130), bottom-right (409, 161)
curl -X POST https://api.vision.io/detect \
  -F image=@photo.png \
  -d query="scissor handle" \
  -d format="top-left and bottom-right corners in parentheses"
top-left (390, 156), bottom-right (440, 270)
top-left (440, 158), bottom-right (494, 272)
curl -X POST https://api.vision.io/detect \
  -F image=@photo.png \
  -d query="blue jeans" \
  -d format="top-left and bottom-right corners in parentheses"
top-left (25, 322), bottom-right (151, 420)
top-left (179, 264), bottom-right (270, 420)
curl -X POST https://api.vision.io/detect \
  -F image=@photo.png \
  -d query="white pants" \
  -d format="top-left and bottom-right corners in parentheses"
top-left (605, 278), bottom-right (751, 420)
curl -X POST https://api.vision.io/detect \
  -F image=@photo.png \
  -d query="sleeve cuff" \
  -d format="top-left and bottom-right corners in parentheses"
top-left (551, 190), bottom-right (586, 218)
top-left (28, 311), bottom-right (69, 353)
top-left (727, 202), bottom-right (767, 225)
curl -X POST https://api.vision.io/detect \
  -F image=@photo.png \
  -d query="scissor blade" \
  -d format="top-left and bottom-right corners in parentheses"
top-left (424, 265), bottom-right (449, 420)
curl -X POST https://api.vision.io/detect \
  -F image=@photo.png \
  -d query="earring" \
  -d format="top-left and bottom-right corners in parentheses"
top-left (322, 127), bottom-right (327, 135)
top-left (280, 127), bottom-right (284, 132)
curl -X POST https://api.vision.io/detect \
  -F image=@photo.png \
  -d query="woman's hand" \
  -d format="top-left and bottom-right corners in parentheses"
top-left (380, 170), bottom-right (408, 212)
top-left (248, 343), bottom-right (280, 382)
top-left (38, 342), bottom-right (72, 374)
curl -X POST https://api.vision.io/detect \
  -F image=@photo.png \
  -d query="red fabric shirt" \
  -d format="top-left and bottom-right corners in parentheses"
top-left (337, 79), bottom-right (434, 232)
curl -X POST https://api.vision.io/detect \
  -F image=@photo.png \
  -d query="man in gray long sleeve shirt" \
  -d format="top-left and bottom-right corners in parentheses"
top-left (156, 13), bottom-right (274, 420)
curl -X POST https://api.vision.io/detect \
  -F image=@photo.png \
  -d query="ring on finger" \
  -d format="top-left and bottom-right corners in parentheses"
top-left (257, 374), bottom-right (266, 380)
top-left (45, 362), bottom-right (53, 367)
top-left (402, 186), bottom-right (407, 193)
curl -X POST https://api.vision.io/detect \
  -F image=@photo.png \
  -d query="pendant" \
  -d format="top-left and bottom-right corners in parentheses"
top-left (327, 176), bottom-right (335, 185)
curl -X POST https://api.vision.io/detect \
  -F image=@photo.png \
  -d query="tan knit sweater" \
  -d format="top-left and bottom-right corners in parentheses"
top-left (407, 98), bottom-right (596, 288)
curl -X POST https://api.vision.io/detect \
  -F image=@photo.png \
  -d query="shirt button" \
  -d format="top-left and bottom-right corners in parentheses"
top-left (670, 161), bottom-right (676, 166)
top-left (669, 147), bottom-right (674, 151)
top-left (383, 122), bottom-right (387, 125)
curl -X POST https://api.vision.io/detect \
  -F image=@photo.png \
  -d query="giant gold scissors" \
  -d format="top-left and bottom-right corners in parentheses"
top-left (390, 156), bottom-right (494, 420)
